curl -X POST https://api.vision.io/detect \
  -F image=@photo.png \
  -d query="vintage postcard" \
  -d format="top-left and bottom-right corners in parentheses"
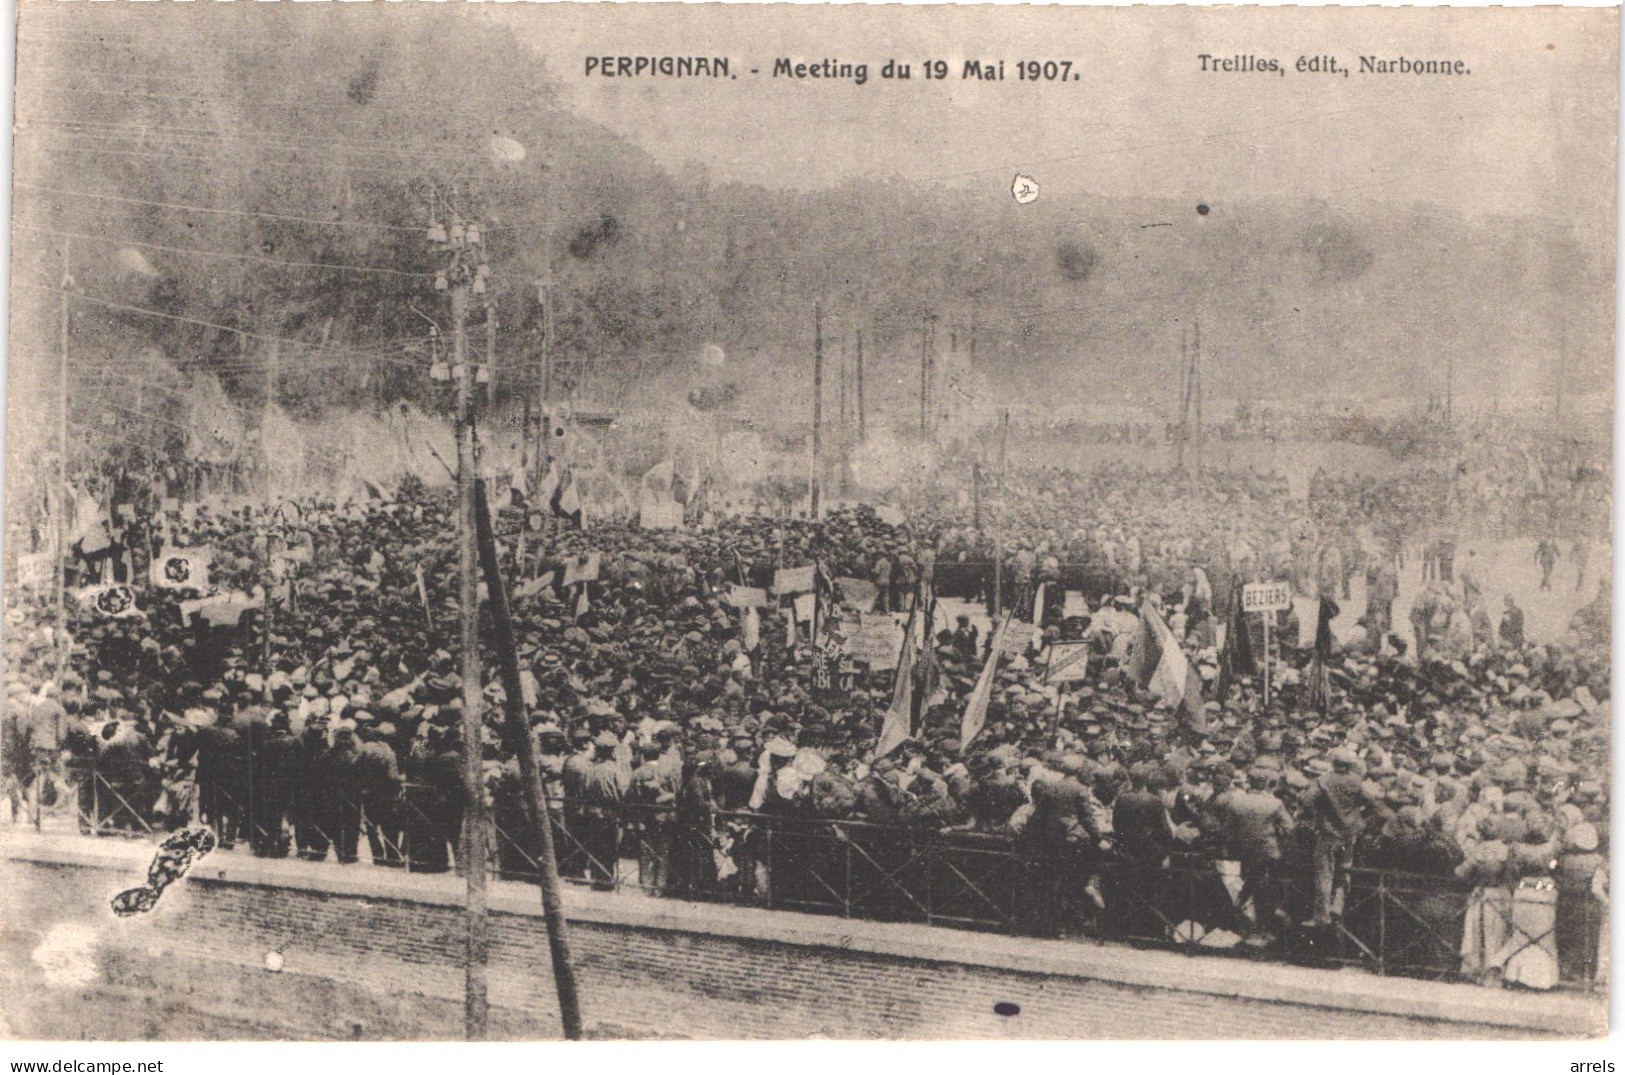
top-left (0, 0), bottom-right (1614, 1047)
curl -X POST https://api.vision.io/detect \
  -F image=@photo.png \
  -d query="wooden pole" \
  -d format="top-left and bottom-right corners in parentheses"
top-left (453, 275), bottom-right (491, 1041)
top-left (539, 278), bottom-right (553, 489)
top-left (1262, 611), bottom-right (1272, 707)
top-left (55, 238), bottom-right (69, 686)
top-left (855, 328), bottom-right (866, 445)
top-left (993, 408), bottom-right (1008, 617)
top-left (474, 478), bottom-right (584, 1040)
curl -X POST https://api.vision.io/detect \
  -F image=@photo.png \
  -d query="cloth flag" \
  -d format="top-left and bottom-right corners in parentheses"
top-left (532, 463), bottom-right (560, 519)
top-left (561, 552), bottom-right (601, 587)
top-left (773, 565), bottom-right (816, 595)
top-left (514, 571), bottom-right (556, 599)
top-left (724, 585), bottom-right (770, 610)
top-left (960, 611), bottom-right (1014, 751)
top-left (553, 470), bottom-right (583, 529)
top-left (1216, 579), bottom-right (1257, 700)
top-left (876, 607), bottom-right (918, 757)
top-left (69, 489), bottom-right (112, 558)
top-left (743, 605), bottom-right (761, 654)
top-left (1131, 601), bottom-right (1205, 731)
top-left (574, 584), bottom-right (590, 623)
top-left (1306, 595), bottom-right (1339, 714)
top-left (179, 589), bottom-right (262, 628)
top-left (77, 583), bottom-right (141, 620)
top-left (151, 546), bottom-right (211, 590)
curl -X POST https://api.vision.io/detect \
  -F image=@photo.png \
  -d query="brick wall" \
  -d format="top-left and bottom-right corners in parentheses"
top-left (0, 855), bottom-right (1573, 1041)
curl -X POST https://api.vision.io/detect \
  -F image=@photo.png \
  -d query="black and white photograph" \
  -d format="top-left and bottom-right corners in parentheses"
top-left (0, 0), bottom-right (1615, 1047)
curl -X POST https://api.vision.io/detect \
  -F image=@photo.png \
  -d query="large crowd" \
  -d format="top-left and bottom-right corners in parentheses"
top-left (1, 452), bottom-right (1611, 991)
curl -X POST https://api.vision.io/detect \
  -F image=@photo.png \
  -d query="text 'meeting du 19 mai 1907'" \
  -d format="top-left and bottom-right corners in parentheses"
top-left (582, 54), bottom-right (1472, 85)
top-left (583, 56), bottom-right (1089, 84)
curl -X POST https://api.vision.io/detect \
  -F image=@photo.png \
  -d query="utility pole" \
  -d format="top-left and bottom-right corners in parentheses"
top-left (537, 276), bottom-right (553, 488)
top-left (261, 338), bottom-right (280, 685)
top-left (1192, 318), bottom-right (1203, 479)
top-left (837, 337), bottom-right (849, 497)
top-left (1553, 316), bottom-right (1566, 422)
top-left (924, 316), bottom-right (937, 439)
top-left (838, 338), bottom-right (848, 439)
top-left (855, 327), bottom-right (866, 445)
top-left (1445, 349), bottom-right (1454, 426)
top-left (440, 210), bottom-right (490, 1041)
top-left (811, 302), bottom-right (823, 520)
top-left (55, 238), bottom-right (70, 687)
top-left (920, 313), bottom-right (930, 435)
top-left (485, 301), bottom-right (498, 411)
top-left (1176, 323), bottom-right (1191, 475)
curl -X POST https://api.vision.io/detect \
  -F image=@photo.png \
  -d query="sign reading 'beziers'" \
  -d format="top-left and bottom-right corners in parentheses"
top-left (1241, 581), bottom-right (1292, 613)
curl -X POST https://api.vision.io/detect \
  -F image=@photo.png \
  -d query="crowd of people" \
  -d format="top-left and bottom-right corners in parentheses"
top-left (2, 450), bottom-right (1611, 992)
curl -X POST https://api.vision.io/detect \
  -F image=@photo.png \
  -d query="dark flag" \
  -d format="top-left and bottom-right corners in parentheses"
top-left (914, 599), bottom-right (943, 720)
top-left (1306, 595), bottom-right (1339, 714)
top-left (811, 561), bottom-right (837, 646)
top-left (1216, 579), bottom-right (1257, 700)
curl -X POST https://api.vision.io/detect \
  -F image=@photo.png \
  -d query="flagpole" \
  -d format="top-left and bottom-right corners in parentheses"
top-left (261, 338), bottom-right (279, 693)
top-left (1262, 611), bottom-right (1272, 707)
top-left (993, 409), bottom-right (1008, 617)
top-left (811, 302), bottom-right (823, 521)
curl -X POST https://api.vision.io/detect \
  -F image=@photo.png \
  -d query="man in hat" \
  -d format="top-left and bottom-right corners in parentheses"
top-left (628, 737), bottom-right (682, 895)
top-left (952, 615), bottom-right (979, 661)
top-left (293, 717), bottom-right (332, 861)
top-left (356, 720), bottom-right (404, 868)
top-left (193, 706), bottom-right (243, 849)
top-left (1305, 746), bottom-right (1378, 927)
top-left (1221, 767), bottom-right (1296, 940)
top-left (572, 732), bottom-right (628, 891)
top-left (253, 711), bottom-right (300, 858)
top-left (404, 726), bottom-right (460, 874)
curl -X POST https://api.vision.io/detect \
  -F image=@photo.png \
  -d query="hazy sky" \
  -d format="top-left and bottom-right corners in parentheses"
top-left (504, 5), bottom-right (1614, 233)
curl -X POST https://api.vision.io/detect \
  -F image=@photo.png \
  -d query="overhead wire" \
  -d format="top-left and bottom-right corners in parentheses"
top-left (12, 222), bottom-right (435, 280)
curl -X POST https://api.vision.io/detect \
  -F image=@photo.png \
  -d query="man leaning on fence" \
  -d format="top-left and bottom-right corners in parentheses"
top-left (1221, 766), bottom-right (1296, 942)
top-left (1306, 746), bottom-right (1379, 928)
